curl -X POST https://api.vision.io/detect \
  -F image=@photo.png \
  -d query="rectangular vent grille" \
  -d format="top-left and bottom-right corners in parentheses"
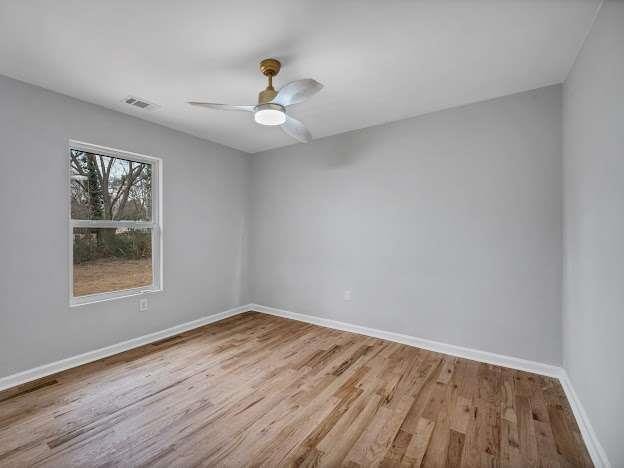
top-left (122, 95), bottom-right (160, 111)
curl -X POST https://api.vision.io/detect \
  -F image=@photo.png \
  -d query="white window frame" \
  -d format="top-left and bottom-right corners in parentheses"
top-left (69, 140), bottom-right (163, 306)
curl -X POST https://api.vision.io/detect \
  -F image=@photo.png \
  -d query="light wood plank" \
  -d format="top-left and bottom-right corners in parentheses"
top-left (0, 312), bottom-right (593, 467)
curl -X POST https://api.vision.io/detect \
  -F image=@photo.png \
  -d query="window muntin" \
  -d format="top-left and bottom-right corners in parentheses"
top-left (69, 141), bottom-right (161, 305)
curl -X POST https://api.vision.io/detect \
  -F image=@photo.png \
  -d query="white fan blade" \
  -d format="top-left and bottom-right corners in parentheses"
top-left (272, 79), bottom-right (323, 107)
top-left (281, 115), bottom-right (312, 143)
top-left (187, 102), bottom-right (254, 112)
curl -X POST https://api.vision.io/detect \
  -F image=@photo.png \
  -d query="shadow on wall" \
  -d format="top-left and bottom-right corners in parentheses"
top-left (316, 129), bottom-right (378, 168)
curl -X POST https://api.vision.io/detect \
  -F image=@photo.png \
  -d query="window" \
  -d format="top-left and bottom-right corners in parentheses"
top-left (69, 140), bottom-right (162, 305)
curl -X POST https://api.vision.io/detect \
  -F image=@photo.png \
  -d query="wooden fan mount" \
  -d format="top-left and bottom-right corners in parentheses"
top-left (259, 58), bottom-right (281, 77)
top-left (258, 58), bottom-right (281, 104)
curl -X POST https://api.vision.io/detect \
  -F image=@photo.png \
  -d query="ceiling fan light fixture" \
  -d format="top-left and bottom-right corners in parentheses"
top-left (188, 58), bottom-right (322, 142)
top-left (254, 103), bottom-right (286, 126)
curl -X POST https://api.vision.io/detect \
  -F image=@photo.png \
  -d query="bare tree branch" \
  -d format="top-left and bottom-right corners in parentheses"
top-left (70, 153), bottom-right (86, 176)
top-left (114, 164), bottom-right (144, 219)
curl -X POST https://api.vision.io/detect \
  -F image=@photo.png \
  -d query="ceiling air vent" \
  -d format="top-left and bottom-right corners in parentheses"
top-left (122, 95), bottom-right (161, 111)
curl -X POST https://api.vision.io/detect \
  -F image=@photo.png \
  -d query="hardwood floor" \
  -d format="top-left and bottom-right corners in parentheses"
top-left (0, 312), bottom-right (592, 467)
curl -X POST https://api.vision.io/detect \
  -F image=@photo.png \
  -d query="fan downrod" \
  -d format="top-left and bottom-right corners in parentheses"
top-left (258, 58), bottom-right (281, 104)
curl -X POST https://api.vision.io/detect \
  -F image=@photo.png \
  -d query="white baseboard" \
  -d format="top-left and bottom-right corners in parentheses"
top-left (250, 303), bottom-right (609, 467)
top-left (1, 302), bottom-right (608, 467)
top-left (250, 304), bottom-right (561, 378)
top-left (558, 370), bottom-right (611, 468)
top-left (0, 304), bottom-right (252, 392)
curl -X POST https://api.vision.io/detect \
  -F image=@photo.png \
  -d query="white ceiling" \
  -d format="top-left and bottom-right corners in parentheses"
top-left (0, 0), bottom-right (600, 153)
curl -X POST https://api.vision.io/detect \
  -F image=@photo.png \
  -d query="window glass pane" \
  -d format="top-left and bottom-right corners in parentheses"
top-left (70, 150), bottom-right (152, 221)
top-left (73, 227), bottom-right (152, 297)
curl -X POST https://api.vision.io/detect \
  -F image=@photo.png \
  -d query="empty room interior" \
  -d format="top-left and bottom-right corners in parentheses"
top-left (0, 1), bottom-right (622, 466)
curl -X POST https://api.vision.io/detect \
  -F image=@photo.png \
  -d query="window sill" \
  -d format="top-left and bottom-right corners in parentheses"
top-left (70, 287), bottom-right (162, 308)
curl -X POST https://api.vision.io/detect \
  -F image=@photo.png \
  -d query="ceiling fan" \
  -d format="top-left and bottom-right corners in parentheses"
top-left (188, 58), bottom-right (322, 143)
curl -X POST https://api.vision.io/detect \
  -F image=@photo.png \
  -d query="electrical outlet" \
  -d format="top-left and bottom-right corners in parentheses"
top-left (343, 290), bottom-right (352, 301)
top-left (139, 297), bottom-right (148, 312)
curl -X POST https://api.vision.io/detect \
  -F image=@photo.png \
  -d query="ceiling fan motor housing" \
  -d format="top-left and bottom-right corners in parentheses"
top-left (258, 88), bottom-right (277, 104)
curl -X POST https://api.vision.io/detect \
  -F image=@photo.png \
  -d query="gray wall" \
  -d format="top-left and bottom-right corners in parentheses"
top-left (562, 1), bottom-right (624, 465)
top-left (0, 75), bottom-right (250, 377)
top-left (0, 77), bottom-right (566, 378)
top-left (249, 85), bottom-right (563, 365)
